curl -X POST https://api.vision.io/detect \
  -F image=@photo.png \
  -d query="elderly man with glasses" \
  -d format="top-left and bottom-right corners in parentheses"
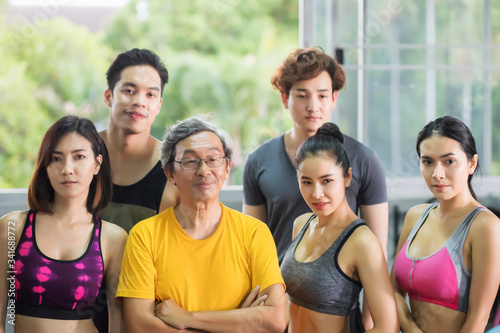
top-left (116, 115), bottom-right (286, 333)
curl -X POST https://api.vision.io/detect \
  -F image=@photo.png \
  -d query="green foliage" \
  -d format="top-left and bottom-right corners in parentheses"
top-left (0, 15), bottom-right (112, 188)
top-left (104, 0), bottom-right (299, 184)
top-left (0, 1), bottom-right (298, 188)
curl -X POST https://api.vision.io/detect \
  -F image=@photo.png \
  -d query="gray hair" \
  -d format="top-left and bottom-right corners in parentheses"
top-left (160, 114), bottom-right (233, 173)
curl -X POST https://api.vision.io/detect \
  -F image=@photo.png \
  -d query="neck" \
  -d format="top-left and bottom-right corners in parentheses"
top-left (101, 126), bottom-right (158, 160)
top-left (49, 196), bottom-right (92, 223)
top-left (287, 127), bottom-right (315, 151)
top-left (174, 201), bottom-right (222, 239)
top-left (437, 189), bottom-right (478, 218)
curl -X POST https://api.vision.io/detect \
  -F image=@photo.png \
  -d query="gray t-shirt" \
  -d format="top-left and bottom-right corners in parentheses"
top-left (243, 133), bottom-right (387, 263)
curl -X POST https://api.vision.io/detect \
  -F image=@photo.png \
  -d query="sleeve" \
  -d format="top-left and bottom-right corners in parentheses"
top-left (358, 150), bottom-right (388, 206)
top-left (242, 152), bottom-right (267, 206)
top-left (116, 224), bottom-right (156, 300)
top-left (248, 221), bottom-right (285, 291)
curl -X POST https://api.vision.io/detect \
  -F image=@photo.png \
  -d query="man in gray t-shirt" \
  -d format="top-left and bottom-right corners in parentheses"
top-left (242, 46), bottom-right (388, 333)
top-left (243, 48), bottom-right (388, 264)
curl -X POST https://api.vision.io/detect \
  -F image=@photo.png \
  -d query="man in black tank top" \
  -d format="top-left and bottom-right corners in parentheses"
top-left (95, 48), bottom-right (180, 333)
top-left (99, 48), bottom-right (179, 232)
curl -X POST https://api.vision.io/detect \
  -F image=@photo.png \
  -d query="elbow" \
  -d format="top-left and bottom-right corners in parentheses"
top-left (123, 317), bottom-right (149, 333)
top-left (248, 306), bottom-right (286, 333)
top-left (464, 311), bottom-right (490, 332)
top-left (271, 317), bottom-right (287, 333)
top-left (373, 322), bottom-right (399, 333)
top-left (265, 309), bottom-right (287, 333)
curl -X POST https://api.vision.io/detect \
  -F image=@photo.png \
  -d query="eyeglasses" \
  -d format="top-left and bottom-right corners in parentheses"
top-left (174, 155), bottom-right (227, 170)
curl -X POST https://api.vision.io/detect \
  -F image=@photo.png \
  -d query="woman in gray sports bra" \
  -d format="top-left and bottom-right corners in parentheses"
top-left (280, 122), bottom-right (398, 333)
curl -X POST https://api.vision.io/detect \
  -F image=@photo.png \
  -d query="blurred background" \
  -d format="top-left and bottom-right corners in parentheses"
top-left (1, 0), bottom-right (298, 187)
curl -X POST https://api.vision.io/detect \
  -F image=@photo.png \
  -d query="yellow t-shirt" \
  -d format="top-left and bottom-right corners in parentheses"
top-left (116, 203), bottom-right (284, 311)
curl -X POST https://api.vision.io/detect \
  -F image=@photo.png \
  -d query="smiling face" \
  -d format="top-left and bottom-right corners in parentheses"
top-left (104, 65), bottom-right (163, 135)
top-left (297, 152), bottom-right (351, 217)
top-left (167, 131), bottom-right (231, 203)
top-left (46, 132), bottom-right (102, 202)
top-left (282, 71), bottom-right (338, 136)
top-left (419, 135), bottom-right (478, 201)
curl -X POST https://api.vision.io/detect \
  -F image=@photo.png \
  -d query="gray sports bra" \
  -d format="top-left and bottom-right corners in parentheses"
top-left (281, 215), bottom-right (365, 316)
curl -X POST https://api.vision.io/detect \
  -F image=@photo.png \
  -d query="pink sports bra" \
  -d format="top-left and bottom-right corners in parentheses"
top-left (394, 203), bottom-right (485, 313)
top-left (14, 211), bottom-right (104, 319)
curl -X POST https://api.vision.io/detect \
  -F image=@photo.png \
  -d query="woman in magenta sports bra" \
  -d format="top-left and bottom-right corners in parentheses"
top-left (0, 116), bottom-right (128, 333)
top-left (390, 116), bottom-right (500, 333)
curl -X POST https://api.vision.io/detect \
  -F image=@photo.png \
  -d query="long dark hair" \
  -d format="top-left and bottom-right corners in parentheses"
top-left (416, 116), bottom-right (479, 199)
top-left (28, 116), bottom-right (112, 215)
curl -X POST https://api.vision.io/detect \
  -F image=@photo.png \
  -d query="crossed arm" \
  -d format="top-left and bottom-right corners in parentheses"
top-left (123, 283), bottom-right (286, 333)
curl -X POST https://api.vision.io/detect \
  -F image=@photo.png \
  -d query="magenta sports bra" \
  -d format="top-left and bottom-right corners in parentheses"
top-left (394, 203), bottom-right (485, 313)
top-left (14, 211), bottom-right (104, 320)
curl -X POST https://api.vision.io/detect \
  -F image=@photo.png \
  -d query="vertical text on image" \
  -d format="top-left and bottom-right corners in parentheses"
top-left (6, 220), bottom-right (17, 326)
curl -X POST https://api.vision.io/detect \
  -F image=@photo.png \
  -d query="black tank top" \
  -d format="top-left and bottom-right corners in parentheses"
top-left (100, 161), bottom-right (167, 232)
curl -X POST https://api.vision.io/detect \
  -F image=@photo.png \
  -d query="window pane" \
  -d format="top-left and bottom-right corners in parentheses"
top-left (400, 48), bottom-right (426, 65)
top-left (435, 69), bottom-right (487, 160)
top-left (335, 69), bottom-right (358, 138)
top-left (367, 1), bottom-right (426, 44)
top-left (491, 71), bottom-right (500, 174)
top-left (399, 70), bottom-right (426, 177)
top-left (337, 0), bottom-right (359, 45)
top-left (367, 47), bottom-right (391, 65)
top-left (364, 70), bottom-right (425, 177)
top-left (311, 0), bottom-right (499, 177)
top-left (435, 0), bottom-right (484, 45)
top-left (366, 70), bottom-right (392, 172)
top-left (314, 0), bottom-right (331, 49)
top-left (435, 47), bottom-right (484, 67)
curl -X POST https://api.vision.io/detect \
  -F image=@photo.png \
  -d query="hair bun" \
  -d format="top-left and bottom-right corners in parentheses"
top-left (316, 122), bottom-right (344, 144)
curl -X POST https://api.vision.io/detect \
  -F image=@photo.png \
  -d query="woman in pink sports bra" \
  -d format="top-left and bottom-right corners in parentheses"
top-left (390, 116), bottom-right (500, 333)
top-left (0, 116), bottom-right (128, 333)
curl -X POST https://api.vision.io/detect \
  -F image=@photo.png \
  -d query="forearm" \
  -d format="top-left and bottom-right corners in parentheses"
top-left (366, 327), bottom-right (397, 333)
top-left (162, 306), bottom-right (285, 333)
top-left (459, 313), bottom-right (489, 333)
top-left (126, 317), bottom-right (188, 333)
top-left (124, 298), bottom-right (188, 333)
top-left (108, 296), bottom-right (124, 333)
top-left (395, 294), bottom-right (422, 333)
top-left (361, 291), bottom-right (374, 330)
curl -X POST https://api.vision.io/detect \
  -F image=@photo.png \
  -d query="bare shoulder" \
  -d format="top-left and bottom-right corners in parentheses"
top-left (1, 210), bottom-right (25, 222)
top-left (151, 136), bottom-right (162, 160)
top-left (469, 208), bottom-right (500, 237)
top-left (0, 211), bottom-right (28, 245)
top-left (400, 203), bottom-right (433, 231)
top-left (101, 220), bottom-right (128, 243)
top-left (292, 213), bottom-right (313, 240)
top-left (350, 224), bottom-right (380, 252)
top-left (406, 204), bottom-right (433, 222)
top-left (0, 211), bottom-right (28, 230)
